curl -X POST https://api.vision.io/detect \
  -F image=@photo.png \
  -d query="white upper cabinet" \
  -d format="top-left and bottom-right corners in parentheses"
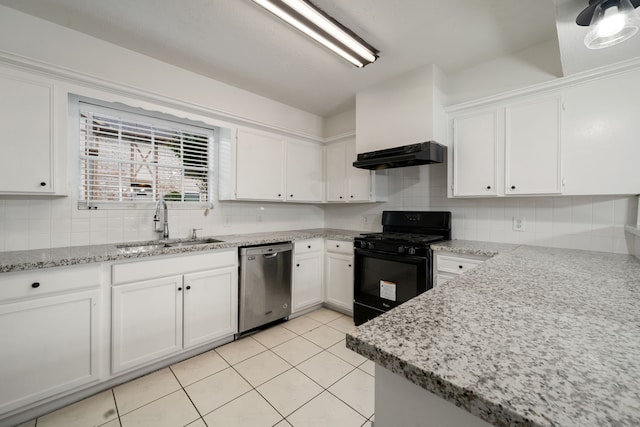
top-left (561, 68), bottom-right (640, 195)
top-left (285, 140), bottom-right (323, 202)
top-left (0, 70), bottom-right (56, 195)
top-left (235, 128), bottom-right (285, 201)
top-left (326, 138), bottom-right (376, 202)
top-left (505, 97), bottom-right (562, 195)
top-left (452, 111), bottom-right (499, 196)
top-left (221, 128), bottom-right (323, 202)
top-left (450, 95), bottom-right (562, 197)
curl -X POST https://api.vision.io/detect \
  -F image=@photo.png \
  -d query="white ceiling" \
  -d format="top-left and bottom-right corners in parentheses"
top-left (0, 0), bottom-right (636, 117)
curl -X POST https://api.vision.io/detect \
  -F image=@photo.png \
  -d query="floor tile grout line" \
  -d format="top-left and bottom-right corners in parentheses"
top-left (325, 386), bottom-right (374, 421)
top-left (110, 388), bottom-right (123, 427)
top-left (167, 365), bottom-right (208, 427)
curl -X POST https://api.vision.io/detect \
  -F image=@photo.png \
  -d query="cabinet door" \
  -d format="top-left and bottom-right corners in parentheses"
top-left (452, 111), bottom-right (499, 196)
top-left (286, 141), bottom-right (323, 202)
top-left (345, 141), bottom-right (372, 201)
top-left (235, 128), bottom-right (285, 200)
top-left (292, 252), bottom-right (324, 313)
top-left (325, 142), bottom-right (347, 201)
top-left (325, 253), bottom-right (354, 314)
top-left (0, 290), bottom-right (100, 413)
top-left (112, 276), bottom-right (183, 374)
top-left (0, 73), bottom-right (53, 194)
top-left (183, 267), bottom-right (238, 349)
top-left (505, 96), bottom-right (562, 195)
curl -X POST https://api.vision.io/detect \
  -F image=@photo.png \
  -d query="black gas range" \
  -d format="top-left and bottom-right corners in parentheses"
top-left (353, 211), bottom-right (451, 325)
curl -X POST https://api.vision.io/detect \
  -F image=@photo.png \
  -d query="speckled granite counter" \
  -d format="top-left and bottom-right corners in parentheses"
top-left (431, 239), bottom-right (520, 257)
top-left (0, 228), bottom-right (363, 273)
top-left (347, 244), bottom-right (640, 426)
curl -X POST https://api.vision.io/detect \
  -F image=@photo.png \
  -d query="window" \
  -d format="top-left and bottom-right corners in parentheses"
top-left (78, 102), bottom-right (214, 208)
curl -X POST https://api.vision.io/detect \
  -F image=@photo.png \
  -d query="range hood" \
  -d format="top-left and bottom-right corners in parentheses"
top-left (353, 141), bottom-right (445, 170)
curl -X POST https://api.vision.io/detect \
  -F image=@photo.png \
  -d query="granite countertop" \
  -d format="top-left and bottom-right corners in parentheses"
top-left (0, 228), bottom-right (364, 273)
top-left (347, 244), bottom-right (640, 426)
top-left (431, 239), bottom-right (520, 257)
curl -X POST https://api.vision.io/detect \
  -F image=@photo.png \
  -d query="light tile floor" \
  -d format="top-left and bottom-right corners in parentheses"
top-left (21, 308), bottom-right (374, 427)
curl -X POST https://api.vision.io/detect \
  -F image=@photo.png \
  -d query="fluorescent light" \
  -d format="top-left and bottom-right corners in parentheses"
top-left (251, 0), bottom-right (378, 67)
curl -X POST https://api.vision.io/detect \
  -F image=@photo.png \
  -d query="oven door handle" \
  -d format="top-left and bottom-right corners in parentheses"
top-left (354, 248), bottom-right (429, 263)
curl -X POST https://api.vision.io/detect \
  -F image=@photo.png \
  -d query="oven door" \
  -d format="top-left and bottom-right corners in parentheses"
top-left (354, 248), bottom-right (431, 314)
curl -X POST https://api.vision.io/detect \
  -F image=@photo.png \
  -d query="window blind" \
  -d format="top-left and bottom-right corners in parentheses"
top-left (78, 102), bottom-right (213, 206)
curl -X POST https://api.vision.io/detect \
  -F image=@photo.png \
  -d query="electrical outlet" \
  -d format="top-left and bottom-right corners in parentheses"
top-left (223, 215), bottom-right (232, 228)
top-left (362, 215), bottom-right (370, 225)
top-left (512, 217), bottom-right (526, 232)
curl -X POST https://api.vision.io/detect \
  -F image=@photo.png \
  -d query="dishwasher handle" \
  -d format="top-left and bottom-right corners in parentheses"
top-left (263, 252), bottom-right (279, 259)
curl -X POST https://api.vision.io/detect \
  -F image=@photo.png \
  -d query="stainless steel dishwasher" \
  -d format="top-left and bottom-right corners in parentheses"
top-left (238, 242), bottom-right (292, 334)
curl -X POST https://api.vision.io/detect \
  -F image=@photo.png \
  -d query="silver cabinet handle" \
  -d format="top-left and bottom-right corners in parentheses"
top-left (263, 253), bottom-right (278, 259)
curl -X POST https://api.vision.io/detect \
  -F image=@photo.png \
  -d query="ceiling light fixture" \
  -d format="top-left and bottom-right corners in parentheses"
top-left (576, 0), bottom-right (640, 49)
top-left (251, 0), bottom-right (378, 67)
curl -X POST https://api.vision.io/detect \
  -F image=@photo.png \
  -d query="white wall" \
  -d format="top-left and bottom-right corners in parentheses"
top-left (445, 39), bottom-right (562, 106)
top-left (0, 5), bottom-right (325, 252)
top-left (0, 5), bottom-right (323, 138)
top-left (323, 109), bottom-right (356, 138)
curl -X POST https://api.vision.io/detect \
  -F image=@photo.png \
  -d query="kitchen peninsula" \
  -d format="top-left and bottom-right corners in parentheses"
top-left (347, 242), bottom-right (640, 426)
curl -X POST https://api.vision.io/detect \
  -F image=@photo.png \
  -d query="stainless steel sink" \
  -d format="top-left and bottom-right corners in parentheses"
top-left (115, 243), bottom-right (168, 252)
top-left (163, 238), bottom-right (224, 247)
top-left (116, 238), bottom-right (224, 251)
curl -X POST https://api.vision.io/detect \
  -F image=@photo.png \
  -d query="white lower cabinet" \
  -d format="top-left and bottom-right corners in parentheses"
top-left (292, 239), bottom-right (324, 313)
top-left (434, 251), bottom-right (490, 286)
top-left (183, 267), bottom-right (237, 348)
top-left (111, 276), bottom-right (183, 374)
top-left (111, 250), bottom-right (238, 374)
top-left (0, 289), bottom-right (101, 414)
top-left (324, 240), bottom-right (354, 315)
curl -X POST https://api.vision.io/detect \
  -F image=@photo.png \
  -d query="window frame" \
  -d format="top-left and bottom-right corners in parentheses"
top-left (74, 98), bottom-right (216, 210)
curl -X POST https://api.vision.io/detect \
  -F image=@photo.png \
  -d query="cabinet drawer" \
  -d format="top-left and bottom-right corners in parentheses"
top-left (0, 264), bottom-right (102, 303)
top-left (325, 239), bottom-right (353, 255)
top-left (112, 249), bottom-right (237, 285)
top-left (294, 238), bottom-right (323, 254)
top-left (437, 255), bottom-right (486, 275)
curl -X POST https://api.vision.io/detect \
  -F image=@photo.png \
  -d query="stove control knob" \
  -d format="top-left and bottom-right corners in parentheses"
top-left (367, 242), bottom-right (375, 250)
top-left (398, 246), bottom-right (406, 254)
top-left (408, 247), bottom-right (417, 255)
top-left (359, 240), bottom-right (368, 249)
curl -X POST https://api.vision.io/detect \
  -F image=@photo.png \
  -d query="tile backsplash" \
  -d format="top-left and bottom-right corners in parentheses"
top-left (1, 163), bottom-right (637, 254)
top-left (0, 198), bottom-right (324, 252)
top-left (325, 164), bottom-right (638, 255)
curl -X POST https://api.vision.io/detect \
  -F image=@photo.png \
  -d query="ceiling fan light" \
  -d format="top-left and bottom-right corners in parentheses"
top-left (584, 0), bottom-right (640, 49)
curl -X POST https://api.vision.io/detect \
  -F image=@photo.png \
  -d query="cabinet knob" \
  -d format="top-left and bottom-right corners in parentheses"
top-left (348, 264), bottom-right (352, 267)
top-left (178, 287), bottom-right (183, 291)
top-left (350, 195), bottom-right (354, 198)
top-left (278, 193), bottom-right (282, 197)
top-left (296, 264), bottom-right (300, 267)
top-left (308, 245), bottom-right (311, 249)
top-left (31, 282), bottom-right (40, 288)
top-left (186, 285), bottom-right (191, 290)
top-left (40, 182), bottom-right (46, 187)
top-left (486, 186), bottom-right (491, 190)
top-left (511, 185), bottom-right (516, 190)
top-left (336, 244), bottom-right (340, 248)
top-left (459, 265), bottom-right (463, 269)
top-left (290, 194), bottom-right (293, 197)
top-left (339, 196), bottom-right (343, 199)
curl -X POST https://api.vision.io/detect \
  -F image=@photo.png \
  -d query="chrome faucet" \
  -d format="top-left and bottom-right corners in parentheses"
top-left (153, 199), bottom-right (169, 239)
